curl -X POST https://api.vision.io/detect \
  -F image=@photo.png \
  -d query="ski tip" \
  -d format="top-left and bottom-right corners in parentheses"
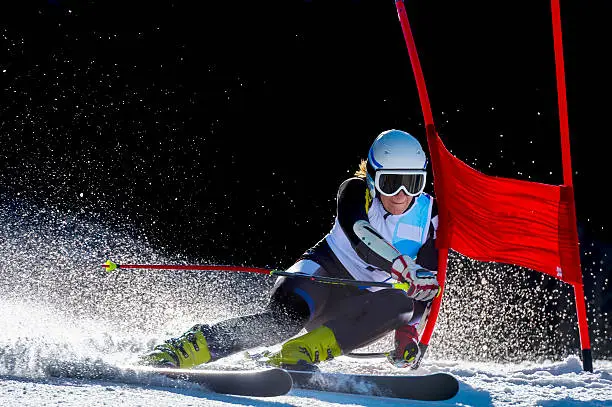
top-left (287, 369), bottom-right (459, 401)
top-left (103, 260), bottom-right (118, 272)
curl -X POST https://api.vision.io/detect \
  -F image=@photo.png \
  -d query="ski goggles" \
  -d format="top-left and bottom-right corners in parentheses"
top-left (374, 170), bottom-right (427, 197)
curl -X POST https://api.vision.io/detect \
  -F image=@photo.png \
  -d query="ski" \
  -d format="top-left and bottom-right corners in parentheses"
top-left (132, 366), bottom-right (458, 400)
top-left (47, 361), bottom-right (293, 397)
top-left (126, 365), bottom-right (293, 397)
top-left (286, 369), bottom-right (459, 401)
top-left (47, 359), bottom-right (458, 400)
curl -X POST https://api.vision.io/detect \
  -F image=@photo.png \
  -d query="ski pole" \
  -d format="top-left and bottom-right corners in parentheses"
top-left (102, 260), bottom-right (411, 291)
top-left (102, 260), bottom-right (271, 275)
top-left (104, 260), bottom-right (406, 361)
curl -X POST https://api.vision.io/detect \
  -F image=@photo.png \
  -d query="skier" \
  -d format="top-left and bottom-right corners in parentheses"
top-left (141, 129), bottom-right (440, 370)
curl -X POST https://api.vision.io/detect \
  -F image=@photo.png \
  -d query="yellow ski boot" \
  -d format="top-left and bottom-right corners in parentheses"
top-left (266, 325), bottom-right (342, 370)
top-left (140, 324), bottom-right (212, 368)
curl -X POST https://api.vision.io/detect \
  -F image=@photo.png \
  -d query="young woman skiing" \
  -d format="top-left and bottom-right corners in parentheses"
top-left (141, 129), bottom-right (440, 370)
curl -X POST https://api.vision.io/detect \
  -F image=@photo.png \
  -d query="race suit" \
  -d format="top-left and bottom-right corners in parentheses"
top-left (200, 177), bottom-right (438, 359)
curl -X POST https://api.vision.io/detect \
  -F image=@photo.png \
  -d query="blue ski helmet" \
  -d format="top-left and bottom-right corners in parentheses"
top-left (366, 130), bottom-right (428, 198)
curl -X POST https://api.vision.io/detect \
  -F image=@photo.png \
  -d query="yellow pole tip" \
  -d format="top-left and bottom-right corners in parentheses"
top-left (104, 260), bottom-right (118, 272)
top-left (393, 282), bottom-right (410, 292)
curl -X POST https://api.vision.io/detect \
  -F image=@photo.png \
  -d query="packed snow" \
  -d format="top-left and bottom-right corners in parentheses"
top-left (1, 343), bottom-right (610, 407)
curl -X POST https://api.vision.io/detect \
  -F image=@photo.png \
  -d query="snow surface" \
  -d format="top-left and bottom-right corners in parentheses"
top-left (1, 354), bottom-right (611, 407)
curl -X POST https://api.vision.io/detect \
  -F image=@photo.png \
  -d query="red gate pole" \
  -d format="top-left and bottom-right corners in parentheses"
top-left (393, 0), bottom-right (448, 356)
top-left (550, 0), bottom-right (592, 372)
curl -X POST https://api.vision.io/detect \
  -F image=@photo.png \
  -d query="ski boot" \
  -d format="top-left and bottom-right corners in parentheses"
top-left (266, 325), bottom-right (342, 370)
top-left (140, 324), bottom-right (212, 368)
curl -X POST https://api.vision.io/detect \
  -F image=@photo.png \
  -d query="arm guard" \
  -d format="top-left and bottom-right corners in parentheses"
top-left (352, 219), bottom-right (400, 270)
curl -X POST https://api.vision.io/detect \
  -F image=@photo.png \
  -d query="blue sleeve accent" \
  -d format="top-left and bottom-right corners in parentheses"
top-left (294, 288), bottom-right (315, 320)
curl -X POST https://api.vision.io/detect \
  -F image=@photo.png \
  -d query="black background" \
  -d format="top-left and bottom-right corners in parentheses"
top-left (1, 1), bottom-right (610, 356)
